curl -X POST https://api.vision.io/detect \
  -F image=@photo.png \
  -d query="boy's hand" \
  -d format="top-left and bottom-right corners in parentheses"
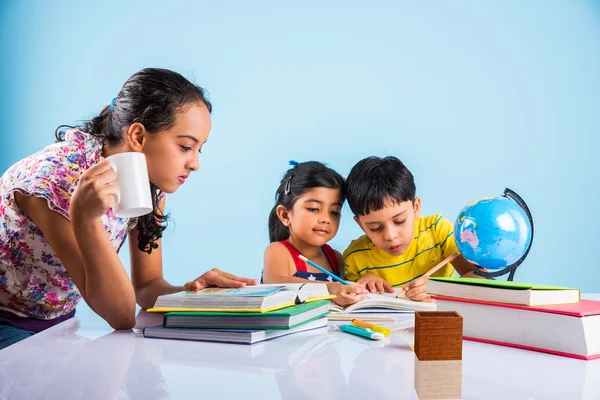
top-left (460, 269), bottom-right (487, 278)
top-left (400, 277), bottom-right (434, 302)
top-left (328, 282), bottom-right (368, 307)
top-left (356, 273), bottom-right (394, 294)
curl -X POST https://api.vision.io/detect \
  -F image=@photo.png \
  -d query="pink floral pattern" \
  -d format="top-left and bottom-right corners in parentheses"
top-left (0, 130), bottom-right (137, 320)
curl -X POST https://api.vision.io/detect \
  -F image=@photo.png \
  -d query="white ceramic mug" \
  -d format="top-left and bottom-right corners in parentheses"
top-left (106, 152), bottom-right (153, 218)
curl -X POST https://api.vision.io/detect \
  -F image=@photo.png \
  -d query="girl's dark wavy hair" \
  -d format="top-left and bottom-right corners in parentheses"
top-left (268, 161), bottom-right (346, 243)
top-left (55, 68), bottom-right (212, 254)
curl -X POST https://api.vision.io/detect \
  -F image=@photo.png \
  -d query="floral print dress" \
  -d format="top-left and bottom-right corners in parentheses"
top-left (0, 130), bottom-right (138, 323)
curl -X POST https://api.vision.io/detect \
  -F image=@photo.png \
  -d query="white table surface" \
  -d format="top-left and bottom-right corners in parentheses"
top-left (1, 295), bottom-right (599, 400)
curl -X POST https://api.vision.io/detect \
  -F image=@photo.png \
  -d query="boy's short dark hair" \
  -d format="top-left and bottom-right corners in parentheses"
top-left (346, 156), bottom-right (416, 216)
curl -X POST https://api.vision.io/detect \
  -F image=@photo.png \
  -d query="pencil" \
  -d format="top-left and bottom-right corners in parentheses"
top-left (423, 252), bottom-right (459, 279)
top-left (396, 252), bottom-right (459, 298)
top-left (298, 255), bottom-right (351, 286)
top-left (352, 318), bottom-right (392, 336)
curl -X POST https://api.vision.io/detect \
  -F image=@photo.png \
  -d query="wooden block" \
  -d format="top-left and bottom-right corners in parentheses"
top-left (414, 359), bottom-right (462, 400)
top-left (414, 311), bottom-right (463, 361)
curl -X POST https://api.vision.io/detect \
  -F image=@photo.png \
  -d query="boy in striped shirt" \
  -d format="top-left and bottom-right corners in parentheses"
top-left (343, 156), bottom-right (480, 301)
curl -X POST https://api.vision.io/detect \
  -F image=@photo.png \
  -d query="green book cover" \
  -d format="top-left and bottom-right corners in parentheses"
top-left (428, 277), bottom-right (577, 291)
top-left (165, 299), bottom-right (330, 317)
top-left (163, 300), bottom-right (331, 330)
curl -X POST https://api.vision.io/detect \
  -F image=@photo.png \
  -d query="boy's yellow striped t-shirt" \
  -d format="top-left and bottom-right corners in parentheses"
top-left (343, 214), bottom-right (459, 287)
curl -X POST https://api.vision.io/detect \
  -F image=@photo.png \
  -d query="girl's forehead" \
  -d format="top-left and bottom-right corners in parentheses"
top-left (297, 187), bottom-right (343, 203)
top-left (168, 103), bottom-right (211, 139)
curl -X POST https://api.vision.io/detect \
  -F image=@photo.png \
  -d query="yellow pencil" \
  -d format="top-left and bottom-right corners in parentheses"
top-left (352, 318), bottom-right (391, 336)
top-left (422, 252), bottom-right (459, 279)
top-left (396, 252), bottom-right (458, 298)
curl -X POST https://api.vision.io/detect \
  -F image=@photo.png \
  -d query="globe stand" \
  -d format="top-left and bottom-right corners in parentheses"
top-left (473, 188), bottom-right (534, 281)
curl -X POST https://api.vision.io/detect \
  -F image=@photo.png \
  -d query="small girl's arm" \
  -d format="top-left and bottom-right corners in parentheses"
top-left (262, 242), bottom-right (309, 284)
top-left (262, 246), bottom-right (367, 306)
top-left (263, 242), bottom-right (338, 286)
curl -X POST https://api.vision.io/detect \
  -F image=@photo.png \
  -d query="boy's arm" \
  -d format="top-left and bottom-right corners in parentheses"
top-left (343, 244), bottom-right (393, 293)
top-left (400, 216), bottom-right (483, 301)
top-left (451, 254), bottom-right (479, 277)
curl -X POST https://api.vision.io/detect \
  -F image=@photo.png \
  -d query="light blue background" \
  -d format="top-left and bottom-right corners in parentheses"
top-left (1, 1), bottom-right (599, 292)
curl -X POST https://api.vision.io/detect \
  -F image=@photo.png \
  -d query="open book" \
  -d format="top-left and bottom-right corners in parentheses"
top-left (148, 283), bottom-right (334, 313)
top-left (329, 289), bottom-right (436, 314)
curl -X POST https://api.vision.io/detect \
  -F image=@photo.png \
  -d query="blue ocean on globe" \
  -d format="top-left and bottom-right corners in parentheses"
top-left (454, 196), bottom-right (532, 269)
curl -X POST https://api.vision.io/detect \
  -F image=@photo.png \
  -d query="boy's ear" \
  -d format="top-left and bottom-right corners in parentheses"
top-left (413, 197), bottom-right (421, 219)
top-left (125, 122), bottom-right (147, 152)
top-left (276, 205), bottom-right (291, 227)
top-left (353, 215), bottom-right (366, 233)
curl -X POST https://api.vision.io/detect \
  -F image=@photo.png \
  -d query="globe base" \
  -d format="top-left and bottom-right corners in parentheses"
top-left (473, 264), bottom-right (519, 281)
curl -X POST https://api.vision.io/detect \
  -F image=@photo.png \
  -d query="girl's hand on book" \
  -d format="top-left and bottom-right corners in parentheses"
top-left (329, 283), bottom-right (368, 306)
top-left (400, 277), bottom-right (435, 302)
top-left (356, 273), bottom-right (394, 294)
top-left (183, 268), bottom-right (259, 291)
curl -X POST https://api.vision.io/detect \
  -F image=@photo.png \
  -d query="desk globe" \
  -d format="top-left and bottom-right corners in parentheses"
top-left (454, 189), bottom-right (534, 280)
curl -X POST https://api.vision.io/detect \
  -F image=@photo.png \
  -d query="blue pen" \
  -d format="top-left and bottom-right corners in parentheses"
top-left (340, 324), bottom-right (384, 340)
top-left (298, 255), bottom-right (351, 286)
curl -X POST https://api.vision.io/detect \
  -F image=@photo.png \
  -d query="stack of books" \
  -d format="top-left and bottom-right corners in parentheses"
top-left (427, 277), bottom-right (600, 360)
top-left (143, 283), bottom-right (334, 345)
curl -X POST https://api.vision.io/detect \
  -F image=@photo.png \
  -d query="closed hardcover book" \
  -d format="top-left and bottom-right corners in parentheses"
top-left (163, 300), bottom-right (330, 329)
top-left (148, 283), bottom-right (334, 313)
top-left (143, 316), bottom-right (328, 345)
top-left (428, 277), bottom-right (580, 306)
top-left (434, 296), bottom-right (600, 360)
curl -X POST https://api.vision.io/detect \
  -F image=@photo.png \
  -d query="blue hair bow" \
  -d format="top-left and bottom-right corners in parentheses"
top-left (289, 160), bottom-right (299, 167)
top-left (109, 97), bottom-right (117, 112)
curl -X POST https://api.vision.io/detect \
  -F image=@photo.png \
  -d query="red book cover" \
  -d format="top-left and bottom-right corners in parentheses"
top-left (431, 296), bottom-right (600, 317)
top-left (462, 337), bottom-right (600, 360)
top-left (432, 296), bottom-right (600, 360)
